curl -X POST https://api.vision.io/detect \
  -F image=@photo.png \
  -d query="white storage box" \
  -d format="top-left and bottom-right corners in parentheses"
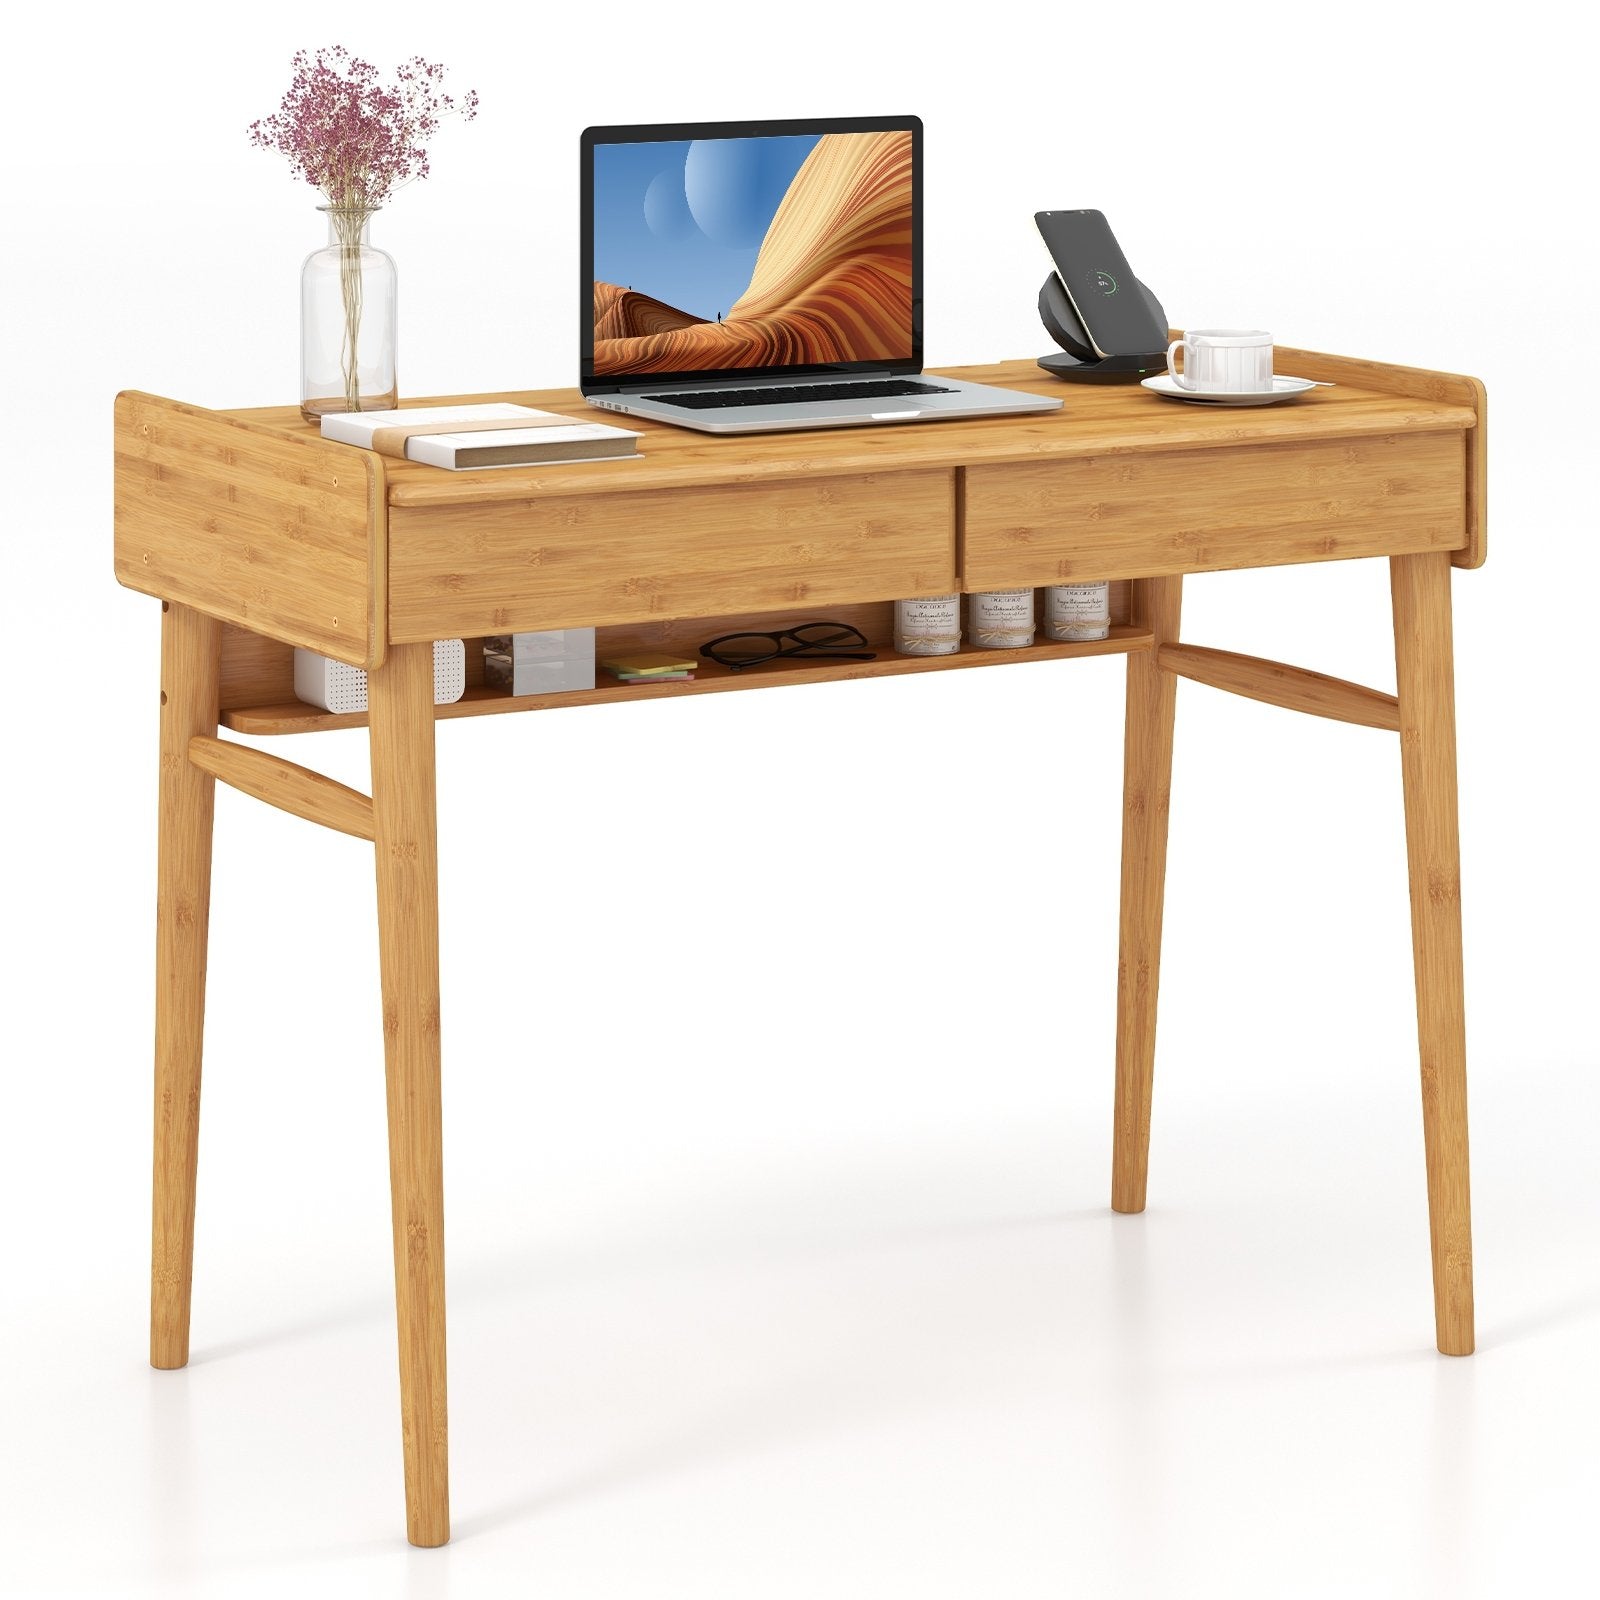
top-left (483, 629), bottom-right (596, 696)
top-left (293, 640), bottom-right (466, 714)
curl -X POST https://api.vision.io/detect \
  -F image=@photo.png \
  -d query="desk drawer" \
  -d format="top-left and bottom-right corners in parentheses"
top-left (388, 470), bottom-right (955, 641)
top-left (962, 433), bottom-right (1467, 587)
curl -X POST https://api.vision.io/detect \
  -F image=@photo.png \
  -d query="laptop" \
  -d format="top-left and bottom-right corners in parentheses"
top-left (580, 115), bottom-right (1061, 434)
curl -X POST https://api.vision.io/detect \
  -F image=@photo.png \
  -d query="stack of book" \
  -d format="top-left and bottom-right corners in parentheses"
top-left (600, 651), bottom-right (698, 686)
top-left (320, 403), bottom-right (641, 470)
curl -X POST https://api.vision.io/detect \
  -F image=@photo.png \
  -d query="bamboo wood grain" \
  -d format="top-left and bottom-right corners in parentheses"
top-left (218, 623), bottom-right (305, 710)
top-left (368, 642), bottom-right (450, 1545)
top-left (1157, 644), bottom-right (1401, 731)
top-left (187, 734), bottom-right (376, 841)
top-left (964, 432), bottom-right (1467, 588)
top-left (1390, 553), bottom-right (1475, 1355)
top-left (1269, 346), bottom-right (1487, 570)
top-left (386, 471), bottom-right (957, 642)
top-left (114, 392), bottom-right (389, 670)
top-left (150, 602), bottom-right (222, 1370)
top-left (1111, 575), bottom-right (1183, 1214)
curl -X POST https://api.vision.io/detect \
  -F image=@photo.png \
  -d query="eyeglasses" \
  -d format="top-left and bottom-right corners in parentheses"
top-left (699, 621), bottom-right (877, 671)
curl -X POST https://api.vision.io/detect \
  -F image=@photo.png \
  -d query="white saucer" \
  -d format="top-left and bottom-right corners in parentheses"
top-left (1140, 373), bottom-right (1322, 407)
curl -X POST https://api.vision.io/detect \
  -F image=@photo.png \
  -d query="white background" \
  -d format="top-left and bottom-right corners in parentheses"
top-left (3, 3), bottom-right (1597, 1595)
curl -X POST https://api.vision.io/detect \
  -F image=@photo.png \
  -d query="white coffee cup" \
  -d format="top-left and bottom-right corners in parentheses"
top-left (1167, 329), bottom-right (1273, 392)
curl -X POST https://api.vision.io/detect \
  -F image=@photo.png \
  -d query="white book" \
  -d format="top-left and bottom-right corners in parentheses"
top-left (319, 403), bottom-right (641, 470)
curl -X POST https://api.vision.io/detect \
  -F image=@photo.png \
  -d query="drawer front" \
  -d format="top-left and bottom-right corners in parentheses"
top-left (388, 470), bottom-right (956, 641)
top-left (963, 433), bottom-right (1467, 587)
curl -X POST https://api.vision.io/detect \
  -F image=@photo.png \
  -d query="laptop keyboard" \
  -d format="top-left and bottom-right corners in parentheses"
top-left (654, 379), bottom-right (956, 410)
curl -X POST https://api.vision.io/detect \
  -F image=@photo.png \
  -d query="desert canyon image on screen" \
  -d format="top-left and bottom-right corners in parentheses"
top-left (592, 129), bottom-right (913, 376)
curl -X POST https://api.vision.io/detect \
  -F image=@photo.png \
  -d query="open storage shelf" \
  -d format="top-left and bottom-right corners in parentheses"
top-left (215, 585), bottom-right (1143, 736)
top-left (222, 625), bottom-right (1152, 735)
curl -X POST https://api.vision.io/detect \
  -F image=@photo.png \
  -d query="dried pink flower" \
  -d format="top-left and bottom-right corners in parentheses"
top-left (249, 46), bottom-right (479, 210)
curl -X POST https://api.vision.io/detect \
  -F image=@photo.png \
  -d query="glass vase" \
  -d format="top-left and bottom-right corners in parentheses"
top-left (300, 206), bottom-right (397, 421)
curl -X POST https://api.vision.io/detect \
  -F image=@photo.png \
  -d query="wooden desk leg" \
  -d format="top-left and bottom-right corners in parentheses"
top-left (368, 642), bottom-right (451, 1545)
top-left (1391, 553), bottom-right (1475, 1356)
top-left (151, 602), bottom-right (222, 1370)
top-left (1111, 576), bottom-right (1183, 1214)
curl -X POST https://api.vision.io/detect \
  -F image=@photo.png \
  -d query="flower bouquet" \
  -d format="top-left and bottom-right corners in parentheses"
top-left (250, 47), bottom-right (478, 418)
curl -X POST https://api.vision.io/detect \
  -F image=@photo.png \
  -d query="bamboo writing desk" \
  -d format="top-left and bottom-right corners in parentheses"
top-left (113, 351), bottom-right (1486, 1547)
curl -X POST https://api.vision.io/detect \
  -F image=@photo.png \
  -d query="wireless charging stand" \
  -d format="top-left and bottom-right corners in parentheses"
top-left (1036, 273), bottom-right (1169, 383)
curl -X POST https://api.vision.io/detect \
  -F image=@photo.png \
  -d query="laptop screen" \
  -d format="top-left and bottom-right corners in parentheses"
top-left (580, 116), bottom-right (922, 391)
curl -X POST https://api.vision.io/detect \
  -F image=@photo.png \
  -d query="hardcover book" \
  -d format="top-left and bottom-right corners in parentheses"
top-left (320, 404), bottom-right (640, 469)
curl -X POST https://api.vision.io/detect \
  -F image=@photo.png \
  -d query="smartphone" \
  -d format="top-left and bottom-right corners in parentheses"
top-left (1034, 209), bottom-right (1165, 358)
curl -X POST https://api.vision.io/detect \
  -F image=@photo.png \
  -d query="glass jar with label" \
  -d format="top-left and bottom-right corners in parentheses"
top-left (893, 594), bottom-right (962, 656)
top-left (969, 588), bottom-right (1036, 649)
top-left (1043, 582), bottom-right (1110, 642)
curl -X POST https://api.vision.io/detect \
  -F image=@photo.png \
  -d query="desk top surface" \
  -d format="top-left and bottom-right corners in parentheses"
top-left (220, 355), bottom-right (1481, 509)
